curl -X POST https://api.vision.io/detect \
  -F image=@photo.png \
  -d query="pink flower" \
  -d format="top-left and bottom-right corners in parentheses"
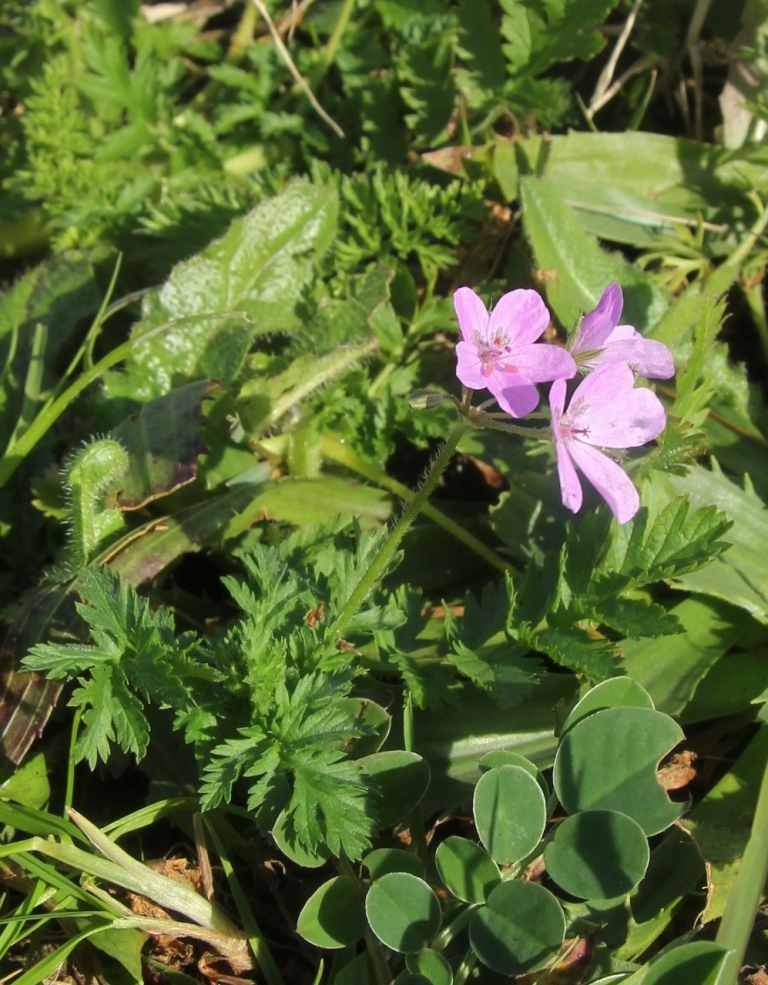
top-left (571, 284), bottom-right (674, 380)
top-left (550, 364), bottom-right (666, 524)
top-left (454, 287), bottom-right (576, 418)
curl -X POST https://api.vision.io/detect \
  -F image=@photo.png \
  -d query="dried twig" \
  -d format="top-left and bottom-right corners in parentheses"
top-left (588, 0), bottom-right (646, 117)
top-left (589, 56), bottom-right (656, 117)
top-left (250, 0), bottom-right (345, 138)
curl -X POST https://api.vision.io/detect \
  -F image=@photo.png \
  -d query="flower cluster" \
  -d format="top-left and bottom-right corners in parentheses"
top-left (454, 284), bottom-right (673, 524)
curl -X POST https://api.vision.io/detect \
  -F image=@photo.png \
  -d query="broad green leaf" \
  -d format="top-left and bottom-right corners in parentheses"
top-left (296, 876), bottom-right (366, 949)
top-left (544, 810), bottom-right (649, 900)
top-left (473, 766), bottom-right (547, 865)
top-left (221, 477), bottom-right (392, 536)
top-left (435, 836), bottom-right (500, 904)
top-left (103, 180), bottom-right (338, 402)
top-left (624, 941), bottom-right (728, 985)
top-left (536, 132), bottom-right (759, 246)
top-left (469, 881), bottom-right (565, 976)
top-left (415, 674), bottom-right (577, 814)
top-left (0, 752), bottom-right (50, 810)
top-left (365, 873), bottom-right (441, 954)
top-left (0, 251), bottom-right (99, 446)
top-left (106, 380), bottom-right (211, 509)
top-left (337, 698), bottom-right (391, 759)
top-left (561, 678), bottom-right (654, 736)
top-left (359, 751), bottom-right (430, 829)
top-left (405, 948), bottom-right (453, 985)
top-left (554, 707), bottom-right (684, 835)
top-left (621, 597), bottom-right (744, 718)
top-left (520, 175), bottom-right (665, 333)
top-left (89, 927), bottom-right (148, 982)
top-left (363, 848), bottom-right (425, 881)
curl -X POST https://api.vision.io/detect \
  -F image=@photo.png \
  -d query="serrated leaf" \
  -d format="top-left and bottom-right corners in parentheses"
top-left (70, 665), bottom-right (148, 768)
top-left (530, 625), bottom-right (621, 681)
top-left (290, 753), bottom-right (376, 860)
top-left (593, 598), bottom-right (682, 639)
top-left (103, 180), bottom-right (338, 402)
top-left (598, 500), bottom-right (732, 590)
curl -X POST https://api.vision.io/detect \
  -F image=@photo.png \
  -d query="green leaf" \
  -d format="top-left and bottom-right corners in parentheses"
top-left (363, 848), bottom-right (425, 881)
top-left (69, 664), bottom-right (149, 768)
top-left (359, 750), bottom-right (430, 829)
top-left (625, 941), bottom-right (728, 985)
top-left (435, 836), bottom-right (501, 904)
top-left (621, 597), bottom-right (744, 718)
top-left (554, 707), bottom-right (684, 835)
top-left (651, 465), bottom-right (768, 623)
top-left (103, 180), bottom-right (338, 402)
top-left (520, 174), bottom-right (665, 333)
top-left (598, 499), bottom-right (732, 591)
top-left (107, 380), bottom-right (210, 508)
top-left (365, 873), bottom-right (441, 954)
top-left (405, 948), bottom-right (453, 985)
top-left (473, 765), bottom-right (547, 865)
top-left (271, 809), bottom-right (331, 869)
top-left (561, 678), bottom-right (655, 736)
top-left (296, 876), bottom-right (366, 949)
top-left (469, 880), bottom-right (565, 976)
top-left (544, 810), bottom-right (650, 900)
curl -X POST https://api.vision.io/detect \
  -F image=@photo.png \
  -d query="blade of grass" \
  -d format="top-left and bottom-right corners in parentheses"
top-left (0, 309), bottom-right (246, 487)
top-left (203, 814), bottom-right (284, 985)
top-left (6, 322), bottom-right (47, 449)
top-left (714, 726), bottom-right (768, 984)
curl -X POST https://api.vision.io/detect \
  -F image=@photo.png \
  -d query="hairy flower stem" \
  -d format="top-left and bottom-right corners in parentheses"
top-left (333, 419), bottom-right (472, 639)
top-left (320, 433), bottom-right (512, 574)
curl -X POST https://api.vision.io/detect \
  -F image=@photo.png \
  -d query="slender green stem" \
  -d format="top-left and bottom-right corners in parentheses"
top-left (726, 193), bottom-right (768, 269)
top-left (63, 708), bottom-right (81, 817)
top-left (453, 948), bottom-right (477, 985)
top-left (320, 433), bottom-right (512, 575)
top-left (203, 815), bottom-right (285, 985)
top-left (403, 692), bottom-right (427, 860)
top-left (333, 420), bottom-right (471, 638)
top-left (715, 729), bottom-right (768, 984)
top-left (312, 0), bottom-right (356, 85)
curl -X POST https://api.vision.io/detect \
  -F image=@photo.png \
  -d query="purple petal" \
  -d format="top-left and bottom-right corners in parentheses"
top-left (549, 378), bottom-right (567, 420)
top-left (456, 340), bottom-right (489, 390)
top-left (505, 344), bottom-right (576, 385)
top-left (554, 435), bottom-right (583, 514)
top-left (488, 289), bottom-right (551, 347)
top-left (454, 287), bottom-right (490, 344)
top-left (565, 363), bottom-right (637, 425)
top-left (582, 385), bottom-right (667, 449)
top-left (567, 440), bottom-right (640, 523)
top-left (491, 379), bottom-right (541, 418)
top-left (600, 327), bottom-right (675, 379)
top-left (572, 284), bottom-right (623, 353)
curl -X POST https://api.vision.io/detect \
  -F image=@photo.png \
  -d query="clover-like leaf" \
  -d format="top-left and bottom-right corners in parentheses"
top-left (553, 707), bottom-right (684, 834)
top-left (365, 873), bottom-right (441, 954)
top-left (469, 881), bottom-right (565, 976)
top-left (544, 809), bottom-right (649, 899)
top-left (473, 766), bottom-right (547, 865)
top-left (296, 876), bottom-right (366, 949)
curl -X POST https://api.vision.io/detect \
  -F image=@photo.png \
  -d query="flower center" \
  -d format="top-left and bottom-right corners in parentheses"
top-left (473, 328), bottom-right (518, 377)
